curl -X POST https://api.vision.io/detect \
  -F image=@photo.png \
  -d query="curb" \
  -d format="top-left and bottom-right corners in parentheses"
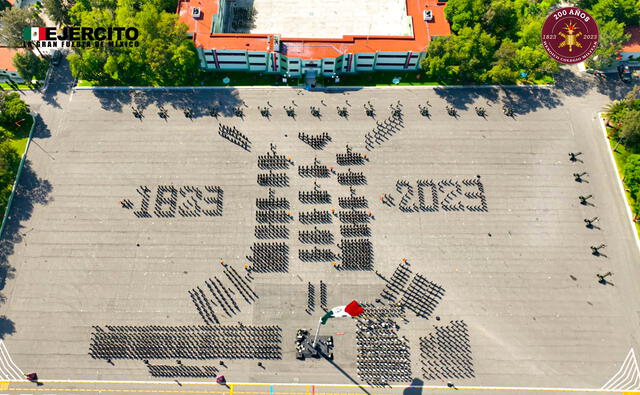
top-left (0, 113), bottom-right (37, 239)
top-left (597, 113), bottom-right (640, 253)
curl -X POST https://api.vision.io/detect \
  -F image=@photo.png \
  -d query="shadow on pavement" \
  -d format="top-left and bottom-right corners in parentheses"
top-left (433, 87), bottom-right (501, 110)
top-left (93, 88), bottom-right (245, 119)
top-left (500, 86), bottom-right (563, 115)
top-left (42, 57), bottom-right (74, 109)
top-left (0, 161), bottom-right (53, 285)
top-left (403, 378), bottom-right (424, 395)
top-left (31, 114), bottom-right (51, 139)
top-left (0, 315), bottom-right (15, 339)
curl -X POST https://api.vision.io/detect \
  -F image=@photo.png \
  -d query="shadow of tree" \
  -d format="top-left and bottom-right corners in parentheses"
top-left (31, 114), bottom-right (51, 139)
top-left (500, 86), bottom-right (563, 115)
top-left (433, 85), bottom-right (563, 115)
top-left (0, 161), bottom-right (53, 271)
top-left (92, 88), bottom-right (244, 119)
top-left (433, 87), bottom-right (501, 110)
top-left (41, 57), bottom-right (74, 110)
top-left (553, 67), bottom-right (597, 98)
top-left (0, 160), bottom-right (51, 340)
top-left (0, 316), bottom-right (15, 339)
top-left (594, 74), bottom-right (637, 101)
top-left (403, 378), bottom-right (424, 395)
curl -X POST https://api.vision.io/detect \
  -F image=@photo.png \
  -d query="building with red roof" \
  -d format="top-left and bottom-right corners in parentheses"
top-left (0, 47), bottom-right (25, 83)
top-left (177, 0), bottom-right (450, 78)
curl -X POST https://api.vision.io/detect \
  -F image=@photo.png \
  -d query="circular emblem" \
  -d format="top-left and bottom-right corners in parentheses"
top-left (541, 7), bottom-right (599, 64)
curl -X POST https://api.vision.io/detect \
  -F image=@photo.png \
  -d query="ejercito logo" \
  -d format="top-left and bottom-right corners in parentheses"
top-left (22, 26), bottom-right (140, 48)
top-left (541, 7), bottom-right (599, 64)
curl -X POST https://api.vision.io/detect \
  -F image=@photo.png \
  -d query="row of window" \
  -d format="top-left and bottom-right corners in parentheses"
top-left (204, 52), bottom-right (420, 70)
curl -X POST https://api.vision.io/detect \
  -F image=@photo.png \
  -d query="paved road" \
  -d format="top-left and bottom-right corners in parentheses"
top-left (0, 65), bottom-right (638, 395)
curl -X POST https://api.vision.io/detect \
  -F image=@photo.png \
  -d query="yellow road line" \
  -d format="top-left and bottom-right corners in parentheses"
top-left (6, 381), bottom-right (640, 394)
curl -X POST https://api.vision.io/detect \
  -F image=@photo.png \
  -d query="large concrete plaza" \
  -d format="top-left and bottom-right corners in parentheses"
top-left (0, 72), bottom-right (639, 394)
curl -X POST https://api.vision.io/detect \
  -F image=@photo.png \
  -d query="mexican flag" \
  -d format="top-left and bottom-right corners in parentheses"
top-left (23, 27), bottom-right (47, 41)
top-left (320, 300), bottom-right (364, 324)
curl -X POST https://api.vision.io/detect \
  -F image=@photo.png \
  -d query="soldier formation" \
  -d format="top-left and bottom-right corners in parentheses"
top-left (89, 325), bottom-right (282, 360)
top-left (364, 113), bottom-right (405, 151)
top-left (299, 132), bottom-right (331, 149)
top-left (219, 124), bottom-right (251, 151)
top-left (421, 320), bottom-right (474, 380)
top-left (356, 315), bottom-right (412, 385)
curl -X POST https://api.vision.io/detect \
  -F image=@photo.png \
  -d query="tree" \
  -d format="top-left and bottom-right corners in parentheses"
top-left (620, 110), bottom-right (640, 148)
top-left (68, 0), bottom-right (199, 86)
top-left (586, 20), bottom-right (630, 70)
top-left (0, 92), bottom-right (30, 128)
top-left (12, 50), bottom-right (48, 83)
top-left (487, 40), bottom-right (519, 83)
top-left (443, 0), bottom-right (488, 33)
top-left (576, 0), bottom-right (601, 10)
top-left (0, 142), bottom-right (20, 211)
top-left (624, 155), bottom-right (640, 199)
top-left (43, 0), bottom-right (71, 25)
top-left (604, 100), bottom-right (629, 125)
top-left (590, 0), bottom-right (640, 26)
top-left (421, 24), bottom-right (497, 83)
top-left (0, 7), bottom-right (44, 48)
top-left (0, 126), bottom-right (9, 143)
top-left (483, 0), bottom-right (517, 37)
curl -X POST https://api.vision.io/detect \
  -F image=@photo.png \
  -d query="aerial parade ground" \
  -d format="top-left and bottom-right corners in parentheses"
top-left (0, 74), bottom-right (638, 394)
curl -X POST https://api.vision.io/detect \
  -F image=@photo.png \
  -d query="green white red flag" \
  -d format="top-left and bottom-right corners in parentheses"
top-left (320, 300), bottom-right (364, 325)
top-left (23, 27), bottom-right (47, 41)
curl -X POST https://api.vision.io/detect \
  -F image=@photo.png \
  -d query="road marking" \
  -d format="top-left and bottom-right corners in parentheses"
top-left (4, 382), bottom-right (640, 394)
top-left (0, 342), bottom-right (24, 381)
top-left (0, 342), bottom-right (23, 379)
top-left (602, 348), bottom-right (640, 391)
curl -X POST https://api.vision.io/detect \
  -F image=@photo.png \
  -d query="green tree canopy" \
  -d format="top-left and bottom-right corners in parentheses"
top-left (0, 7), bottom-right (44, 48)
top-left (586, 20), bottom-right (631, 70)
top-left (68, 0), bottom-right (198, 86)
top-left (624, 154), bottom-right (640, 199)
top-left (12, 50), bottom-right (48, 83)
top-left (0, 92), bottom-right (30, 128)
top-left (443, 0), bottom-right (487, 33)
top-left (620, 110), bottom-right (640, 148)
top-left (589, 0), bottom-right (640, 26)
top-left (43, 0), bottom-right (71, 25)
top-left (421, 24), bottom-right (498, 83)
top-left (423, 0), bottom-right (560, 84)
top-left (0, 141), bottom-right (20, 210)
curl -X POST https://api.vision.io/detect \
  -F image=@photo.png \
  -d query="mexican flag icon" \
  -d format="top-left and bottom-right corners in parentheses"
top-left (320, 300), bottom-right (364, 325)
top-left (23, 27), bottom-right (47, 41)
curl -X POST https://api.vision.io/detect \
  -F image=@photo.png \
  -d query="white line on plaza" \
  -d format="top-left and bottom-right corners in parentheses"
top-left (602, 348), bottom-right (640, 391)
top-left (597, 114), bottom-right (640, 253)
top-left (0, 341), bottom-right (24, 381)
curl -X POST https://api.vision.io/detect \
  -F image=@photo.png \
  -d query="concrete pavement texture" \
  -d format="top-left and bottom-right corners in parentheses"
top-left (0, 67), bottom-right (639, 395)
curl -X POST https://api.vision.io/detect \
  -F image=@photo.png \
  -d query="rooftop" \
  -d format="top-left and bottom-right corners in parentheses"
top-left (177, 0), bottom-right (450, 59)
top-left (245, 0), bottom-right (413, 39)
top-left (0, 47), bottom-right (21, 73)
